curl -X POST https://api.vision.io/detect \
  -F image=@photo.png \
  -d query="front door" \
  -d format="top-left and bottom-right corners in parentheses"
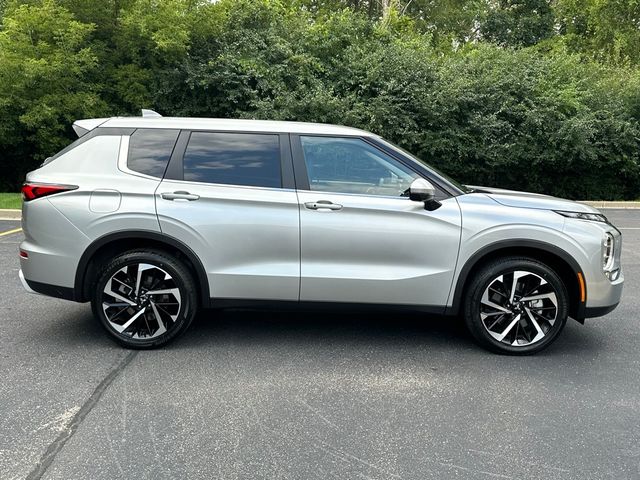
top-left (293, 135), bottom-right (462, 307)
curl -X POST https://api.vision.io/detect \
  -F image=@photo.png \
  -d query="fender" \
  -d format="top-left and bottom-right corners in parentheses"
top-left (74, 230), bottom-right (210, 307)
top-left (446, 238), bottom-right (586, 317)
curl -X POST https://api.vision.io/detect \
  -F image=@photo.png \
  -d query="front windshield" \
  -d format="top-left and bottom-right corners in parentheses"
top-left (376, 137), bottom-right (473, 194)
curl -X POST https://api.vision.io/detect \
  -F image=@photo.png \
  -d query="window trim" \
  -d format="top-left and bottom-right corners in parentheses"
top-left (164, 129), bottom-right (295, 190)
top-left (290, 133), bottom-right (455, 199)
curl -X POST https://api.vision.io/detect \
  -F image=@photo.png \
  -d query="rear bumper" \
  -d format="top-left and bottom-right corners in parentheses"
top-left (19, 269), bottom-right (37, 294)
top-left (19, 269), bottom-right (77, 301)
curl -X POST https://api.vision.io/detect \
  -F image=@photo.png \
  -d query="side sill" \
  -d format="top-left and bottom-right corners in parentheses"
top-left (209, 298), bottom-right (447, 315)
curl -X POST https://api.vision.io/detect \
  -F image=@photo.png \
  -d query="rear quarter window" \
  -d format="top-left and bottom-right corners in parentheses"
top-left (127, 129), bottom-right (180, 178)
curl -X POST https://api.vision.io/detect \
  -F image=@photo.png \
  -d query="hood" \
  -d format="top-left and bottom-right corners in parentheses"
top-left (466, 185), bottom-right (599, 214)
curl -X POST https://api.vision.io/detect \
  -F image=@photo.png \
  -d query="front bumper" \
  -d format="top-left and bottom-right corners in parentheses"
top-left (584, 303), bottom-right (620, 318)
top-left (580, 267), bottom-right (624, 319)
top-left (562, 217), bottom-right (624, 320)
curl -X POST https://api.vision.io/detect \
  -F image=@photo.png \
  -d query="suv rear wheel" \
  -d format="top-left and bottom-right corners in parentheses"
top-left (463, 256), bottom-right (569, 355)
top-left (91, 250), bottom-right (198, 349)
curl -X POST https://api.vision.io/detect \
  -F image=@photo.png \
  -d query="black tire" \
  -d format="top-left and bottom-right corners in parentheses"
top-left (91, 249), bottom-right (198, 349)
top-left (463, 256), bottom-right (569, 355)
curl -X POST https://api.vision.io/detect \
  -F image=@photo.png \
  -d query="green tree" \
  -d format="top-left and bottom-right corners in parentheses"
top-left (0, 0), bottom-right (638, 199)
top-left (0, 0), bottom-right (105, 189)
top-left (425, 46), bottom-right (640, 199)
top-left (555, 0), bottom-right (640, 65)
top-left (480, 0), bottom-right (555, 47)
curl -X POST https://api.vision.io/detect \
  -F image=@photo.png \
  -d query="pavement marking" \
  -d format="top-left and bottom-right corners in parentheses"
top-left (0, 227), bottom-right (22, 237)
top-left (619, 228), bottom-right (640, 230)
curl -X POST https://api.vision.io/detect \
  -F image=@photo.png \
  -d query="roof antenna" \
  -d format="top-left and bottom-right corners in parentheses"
top-left (141, 109), bottom-right (162, 118)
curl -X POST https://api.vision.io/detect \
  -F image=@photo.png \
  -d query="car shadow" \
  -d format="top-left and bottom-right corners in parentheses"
top-left (28, 306), bottom-right (116, 350)
top-left (173, 307), bottom-right (476, 353)
top-left (172, 307), bottom-right (608, 359)
top-left (33, 302), bottom-right (606, 357)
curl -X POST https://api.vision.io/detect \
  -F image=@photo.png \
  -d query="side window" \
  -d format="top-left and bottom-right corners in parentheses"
top-left (127, 129), bottom-right (180, 178)
top-left (183, 132), bottom-right (281, 188)
top-left (300, 136), bottom-right (419, 197)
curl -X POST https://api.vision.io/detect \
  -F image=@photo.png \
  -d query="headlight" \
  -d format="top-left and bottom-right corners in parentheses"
top-left (602, 232), bottom-right (621, 281)
top-left (555, 210), bottom-right (608, 223)
top-left (602, 233), bottom-right (614, 271)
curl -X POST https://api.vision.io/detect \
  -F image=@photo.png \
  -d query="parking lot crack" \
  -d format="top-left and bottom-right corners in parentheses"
top-left (25, 351), bottom-right (138, 480)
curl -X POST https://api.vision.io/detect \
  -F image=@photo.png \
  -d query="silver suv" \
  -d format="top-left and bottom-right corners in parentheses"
top-left (19, 111), bottom-right (623, 354)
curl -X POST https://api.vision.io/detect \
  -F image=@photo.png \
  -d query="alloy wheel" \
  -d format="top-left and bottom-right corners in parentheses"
top-left (479, 270), bottom-right (558, 347)
top-left (101, 263), bottom-right (182, 339)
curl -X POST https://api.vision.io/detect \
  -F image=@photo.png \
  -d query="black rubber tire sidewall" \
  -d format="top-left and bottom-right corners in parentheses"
top-left (92, 250), bottom-right (198, 349)
top-left (463, 256), bottom-right (569, 355)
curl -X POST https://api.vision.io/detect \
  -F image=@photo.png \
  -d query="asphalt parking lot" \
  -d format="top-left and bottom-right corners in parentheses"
top-left (1, 210), bottom-right (639, 480)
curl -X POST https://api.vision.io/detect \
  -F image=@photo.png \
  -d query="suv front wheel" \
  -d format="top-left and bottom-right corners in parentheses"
top-left (92, 250), bottom-right (198, 349)
top-left (463, 256), bottom-right (569, 355)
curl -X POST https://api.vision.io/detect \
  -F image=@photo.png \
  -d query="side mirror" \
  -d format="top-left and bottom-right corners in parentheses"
top-left (409, 178), bottom-right (441, 211)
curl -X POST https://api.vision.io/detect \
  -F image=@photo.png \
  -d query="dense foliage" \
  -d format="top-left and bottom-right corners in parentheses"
top-left (1, 0), bottom-right (639, 199)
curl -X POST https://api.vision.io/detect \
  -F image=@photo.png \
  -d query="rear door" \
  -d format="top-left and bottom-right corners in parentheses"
top-left (156, 130), bottom-right (300, 301)
top-left (292, 134), bottom-right (462, 307)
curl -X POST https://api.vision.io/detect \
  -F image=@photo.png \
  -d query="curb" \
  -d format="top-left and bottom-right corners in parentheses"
top-left (579, 201), bottom-right (640, 209)
top-left (0, 209), bottom-right (21, 220)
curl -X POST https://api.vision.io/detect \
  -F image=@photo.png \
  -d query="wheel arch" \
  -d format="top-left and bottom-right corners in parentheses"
top-left (74, 230), bottom-right (210, 308)
top-left (447, 240), bottom-right (586, 320)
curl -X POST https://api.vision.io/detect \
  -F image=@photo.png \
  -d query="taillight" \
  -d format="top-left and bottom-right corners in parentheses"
top-left (21, 183), bottom-right (78, 201)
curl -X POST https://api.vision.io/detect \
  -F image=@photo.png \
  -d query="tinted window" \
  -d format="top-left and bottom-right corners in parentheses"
top-left (183, 132), bottom-right (281, 188)
top-left (127, 129), bottom-right (180, 177)
top-left (300, 136), bottom-right (419, 197)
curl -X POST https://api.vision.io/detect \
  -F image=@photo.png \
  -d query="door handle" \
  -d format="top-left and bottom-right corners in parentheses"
top-left (161, 191), bottom-right (200, 201)
top-left (304, 200), bottom-right (343, 211)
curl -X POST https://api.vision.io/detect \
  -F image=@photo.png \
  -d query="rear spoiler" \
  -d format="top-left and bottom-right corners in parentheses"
top-left (72, 109), bottom-right (163, 137)
top-left (72, 118), bottom-right (109, 137)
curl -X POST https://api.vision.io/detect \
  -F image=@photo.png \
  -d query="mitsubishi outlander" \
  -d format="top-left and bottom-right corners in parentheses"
top-left (19, 111), bottom-right (623, 354)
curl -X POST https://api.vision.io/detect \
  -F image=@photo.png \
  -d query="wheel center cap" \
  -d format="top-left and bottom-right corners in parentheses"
top-left (137, 294), bottom-right (149, 307)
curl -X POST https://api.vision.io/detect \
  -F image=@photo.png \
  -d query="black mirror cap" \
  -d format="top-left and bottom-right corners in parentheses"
top-left (423, 198), bottom-right (442, 211)
top-left (409, 190), bottom-right (433, 202)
